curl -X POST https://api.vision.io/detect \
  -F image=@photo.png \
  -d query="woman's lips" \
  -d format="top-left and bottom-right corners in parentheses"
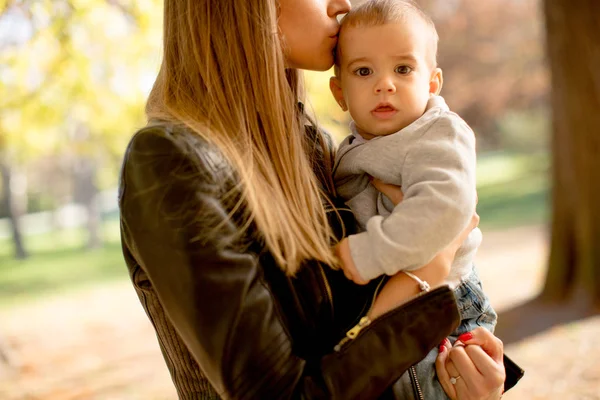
top-left (371, 105), bottom-right (398, 119)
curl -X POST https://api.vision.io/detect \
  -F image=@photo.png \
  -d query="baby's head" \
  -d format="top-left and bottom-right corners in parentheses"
top-left (330, 0), bottom-right (443, 139)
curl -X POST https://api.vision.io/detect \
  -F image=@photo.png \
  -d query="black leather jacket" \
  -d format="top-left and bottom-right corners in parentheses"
top-left (118, 121), bottom-right (463, 399)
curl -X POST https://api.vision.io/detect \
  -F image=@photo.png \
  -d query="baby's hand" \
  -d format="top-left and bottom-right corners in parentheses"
top-left (334, 238), bottom-right (370, 285)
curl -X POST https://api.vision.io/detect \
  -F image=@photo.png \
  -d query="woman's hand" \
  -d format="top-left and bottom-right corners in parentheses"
top-left (334, 238), bottom-right (370, 285)
top-left (436, 328), bottom-right (505, 400)
top-left (370, 178), bottom-right (404, 205)
top-left (434, 209), bottom-right (480, 272)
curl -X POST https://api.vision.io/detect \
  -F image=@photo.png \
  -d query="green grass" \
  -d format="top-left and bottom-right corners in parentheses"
top-left (0, 218), bottom-right (126, 307)
top-left (476, 151), bottom-right (550, 230)
top-left (0, 151), bottom-right (550, 306)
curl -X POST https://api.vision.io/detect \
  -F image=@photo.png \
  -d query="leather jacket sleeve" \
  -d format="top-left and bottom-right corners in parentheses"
top-left (119, 125), bottom-right (460, 400)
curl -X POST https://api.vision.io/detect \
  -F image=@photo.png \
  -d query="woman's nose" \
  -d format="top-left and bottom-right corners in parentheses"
top-left (328, 0), bottom-right (351, 18)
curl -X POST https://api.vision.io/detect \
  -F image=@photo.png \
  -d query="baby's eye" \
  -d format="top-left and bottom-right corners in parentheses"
top-left (354, 67), bottom-right (372, 77)
top-left (395, 65), bottom-right (412, 75)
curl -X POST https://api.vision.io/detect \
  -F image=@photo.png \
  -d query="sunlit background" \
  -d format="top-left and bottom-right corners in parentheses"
top-left (1, 0), bottom-right (596, 399)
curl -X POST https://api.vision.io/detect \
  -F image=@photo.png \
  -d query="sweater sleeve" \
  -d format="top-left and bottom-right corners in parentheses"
top-left (349, 113), bottom-right (477, 280)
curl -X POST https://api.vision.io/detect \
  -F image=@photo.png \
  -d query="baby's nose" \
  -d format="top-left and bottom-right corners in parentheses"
top-left (375, 77), bottom-right (396, 94)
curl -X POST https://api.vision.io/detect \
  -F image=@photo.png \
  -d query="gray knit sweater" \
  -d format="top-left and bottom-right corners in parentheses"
top-left (333, 96), bottom-right (482, 285)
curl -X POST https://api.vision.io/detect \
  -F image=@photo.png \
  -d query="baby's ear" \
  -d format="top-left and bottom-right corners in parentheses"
top-left (429, 68), bottom-right (443, 96)
top-left (329, 76), bottom-right (348, 111)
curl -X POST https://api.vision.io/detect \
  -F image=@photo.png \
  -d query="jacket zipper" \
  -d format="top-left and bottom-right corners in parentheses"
top-left (334, 277), bottom-right (385, 351)
top-left (317, 264), bottom-right (334, 319)
top-left (409, 366), bottom-right (425, 400)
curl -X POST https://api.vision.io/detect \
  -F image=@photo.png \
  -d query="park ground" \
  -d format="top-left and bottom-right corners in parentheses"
top-left (2, 225), bottom-right (599, 399)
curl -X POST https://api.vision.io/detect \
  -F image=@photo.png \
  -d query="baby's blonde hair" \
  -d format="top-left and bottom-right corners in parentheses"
top-left (335, 0), bottom-right (439, 75)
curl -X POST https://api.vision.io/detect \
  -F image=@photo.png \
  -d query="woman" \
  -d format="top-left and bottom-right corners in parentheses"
top-left (118, 0), bottom-right (511, 398)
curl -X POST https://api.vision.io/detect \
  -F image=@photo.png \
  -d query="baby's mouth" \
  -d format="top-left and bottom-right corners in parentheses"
top-left (371, 103), bottom-right (398, 119)
top-left (373, 105), bottom-right (397, 112)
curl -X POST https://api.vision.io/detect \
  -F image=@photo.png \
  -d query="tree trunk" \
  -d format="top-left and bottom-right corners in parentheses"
top-left (0, 160), bottom-right (28, 259)
top-left (86, 189), bottom-right (101, 250)
top-left (73, 156), bottom-right (101, 250)
top-left (541, 0), bottom-right (600, 303)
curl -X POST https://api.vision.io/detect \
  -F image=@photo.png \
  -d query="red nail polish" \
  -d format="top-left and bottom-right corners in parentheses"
top-left (458, 332), bottom-right (473, 342)
top-left (439, 344), bottom-right (445, 353)
top-left (443, 338), bottom-right (451, 346)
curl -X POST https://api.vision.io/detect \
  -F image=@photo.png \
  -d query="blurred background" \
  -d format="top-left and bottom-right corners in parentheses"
top-left (1, 0), bottom-right (598, 399)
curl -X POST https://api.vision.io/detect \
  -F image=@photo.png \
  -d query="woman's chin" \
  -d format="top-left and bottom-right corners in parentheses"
top-left (286, 53), bottom-right (334, 72)
top-left (303, 56), bottom-right (334, 72)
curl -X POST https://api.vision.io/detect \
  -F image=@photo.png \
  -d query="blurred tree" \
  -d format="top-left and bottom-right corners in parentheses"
top-left (0, 0), bottom-right (68, 258)
top-left (0, 152), bottom-right (27, 259)
top-left (541, 0), bottom-right (600, 304)
top-left (0, 0), bottom-right (161, 254)
top-left (420, 0), bottom-right (550, 150)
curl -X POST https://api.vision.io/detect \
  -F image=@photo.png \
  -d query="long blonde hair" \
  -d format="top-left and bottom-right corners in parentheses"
top-left (146, 0), bottom-right (338, 274)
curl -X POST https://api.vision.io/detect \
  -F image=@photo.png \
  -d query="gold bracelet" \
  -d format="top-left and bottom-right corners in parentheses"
top-left (402, 271), bottom-right (431, 293)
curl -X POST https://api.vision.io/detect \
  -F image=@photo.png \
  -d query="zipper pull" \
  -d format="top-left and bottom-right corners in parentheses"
top-left (334, 316), bottom-right (372, 352)
top-left (347, 316), bottom-right (371, 339)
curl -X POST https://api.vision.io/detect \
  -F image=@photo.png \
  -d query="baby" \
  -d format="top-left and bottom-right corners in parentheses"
top-left (331, 0), bottom-right (497, 396)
